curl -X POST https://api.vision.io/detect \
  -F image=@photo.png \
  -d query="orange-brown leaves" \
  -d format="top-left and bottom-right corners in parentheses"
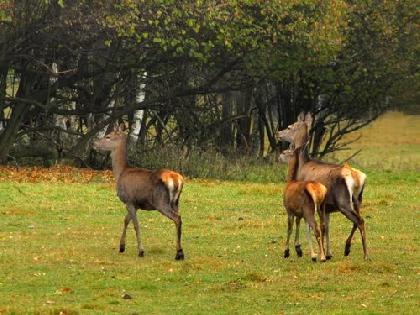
top-left (0, 165), bottom-right (114, 183)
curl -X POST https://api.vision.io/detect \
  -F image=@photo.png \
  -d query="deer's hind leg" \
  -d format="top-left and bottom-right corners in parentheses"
top-left (345, 189), bottom-right (364, 257)
top-left (336, 182), bottom-right (368, 260)
top-left (303, 201), bottom-right (326, 262)
top-left (324, 212), bottom-right (332, 259)
top-left (158, 205), bottom-right (184, 260)
top-left (119, 213), bottom-right (131, 253)
top-left (153, 184), bottom-right (184, 260)
top-left (294, 216), bottom-right (303, 257)
top-left (126, 204), bottom-right (145, 257)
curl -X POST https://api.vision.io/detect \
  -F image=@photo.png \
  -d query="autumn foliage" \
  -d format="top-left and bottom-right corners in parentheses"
top-left (0, 165), bottom-right (114, 183)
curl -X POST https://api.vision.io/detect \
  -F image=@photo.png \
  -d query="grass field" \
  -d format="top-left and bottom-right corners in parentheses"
top-left (0, 112), bottom-right (419, 314)
top-left (329, 111), bottom-right (420, 170)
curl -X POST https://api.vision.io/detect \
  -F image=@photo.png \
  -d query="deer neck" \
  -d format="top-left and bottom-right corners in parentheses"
top-left (286, 149), bottom-right (300, 182)
top-left (110, 138), bottom-right (128, 181)
top-left (292, 131), bottom-right (310, 176)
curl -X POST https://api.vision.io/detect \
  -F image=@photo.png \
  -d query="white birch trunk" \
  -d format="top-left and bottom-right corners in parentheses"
top-left (131, 72), bottom-right (147, 141)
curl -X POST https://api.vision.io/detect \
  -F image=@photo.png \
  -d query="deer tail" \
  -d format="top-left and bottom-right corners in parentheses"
top-left (305, 182), bottom-right (327, 214)
top-left (160, 171), bottom-right (184, 210)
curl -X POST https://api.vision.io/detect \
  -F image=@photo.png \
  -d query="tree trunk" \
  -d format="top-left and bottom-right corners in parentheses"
top-left (130, 71), bottom-right (147, 142)
top-left (218, 92), bottom-right (235, 153)
top-left (0, 70), bottom-right (35, 163)
top-left (235, 89), bottom-right (252, 153)
top-left (0, 102), bottom-right (29, 163)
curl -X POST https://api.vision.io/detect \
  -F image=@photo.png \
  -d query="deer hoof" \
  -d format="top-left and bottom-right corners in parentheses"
top-left (320, 257), bottom-right (327, 262)
top-left (344, 244), bottom-right (351, 256)
top-left (311, 257), bottom-right (317, 262)
top-left (326, 255), bottom-right (332, 260)
top-left (138, 250), bottom-right (145, 257)
top-left (175, 249), bottom-right (184, 260)
top-left (119, 244), bottom-right (125, 253)
top-left (295, 245), bottom-right (303, 257)
top-left (284, 249), bottom-right (290, 258)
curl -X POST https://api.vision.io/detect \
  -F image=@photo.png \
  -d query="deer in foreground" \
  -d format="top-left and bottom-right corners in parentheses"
top-left (93, 129), bottom-right (185, 260)
top-left (277, 113), bottom-right (368, 260)
top-left (279, 147), bottom-right (327, 262)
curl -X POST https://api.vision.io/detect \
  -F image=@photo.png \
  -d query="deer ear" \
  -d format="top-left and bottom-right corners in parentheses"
top-left (297, 112), bottom-right (305, 121)
top-left (305, 113), bottom-right (313, 130)
top-left (119, 122), bottom-right (127, 132)
top-left (112, 122), bottom-right (119, 132)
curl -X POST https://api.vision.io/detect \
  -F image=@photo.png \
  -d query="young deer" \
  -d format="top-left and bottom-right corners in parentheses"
top-left (280, 147), bottom-right (327, 262)
top-left (277, 113), bottom-right (368, 260)
top-left (93, 130), bottom-right (185, 260)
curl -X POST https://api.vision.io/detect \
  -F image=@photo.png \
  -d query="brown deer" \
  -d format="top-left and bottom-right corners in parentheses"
top-left (279, 147), bottom-right (327, 262)
top-left (93, 129), bottom-right (185, 260)
top-left (277, 113), bottom-right (368, 260)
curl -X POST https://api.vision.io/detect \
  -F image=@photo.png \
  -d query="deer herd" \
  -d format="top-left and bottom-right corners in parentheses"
top-left (93, 112), bottom-right (368, 262)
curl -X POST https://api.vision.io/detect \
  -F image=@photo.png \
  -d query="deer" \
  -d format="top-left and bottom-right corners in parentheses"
top-left (93, 128), bottom-right (185, 260)
top-left (277, 113), bottom-right (368, 260)
top-left (279, 147), bottom-right (327, 262)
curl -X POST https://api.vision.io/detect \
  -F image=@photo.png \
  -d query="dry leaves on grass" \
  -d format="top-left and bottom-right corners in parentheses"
top-left (0, 165), bottom-right (114, 183)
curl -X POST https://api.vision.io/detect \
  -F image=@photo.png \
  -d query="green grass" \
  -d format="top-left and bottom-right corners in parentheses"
top-left (329, 111), bottom-right (420, 170)
top-left (0, 171), bottom-right (419, 314)
top-left (0, 111), bottom-right (419, 314)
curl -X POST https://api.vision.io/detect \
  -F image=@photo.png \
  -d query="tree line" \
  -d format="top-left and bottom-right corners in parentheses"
top-left (0, 0), bottom-right (417, 166)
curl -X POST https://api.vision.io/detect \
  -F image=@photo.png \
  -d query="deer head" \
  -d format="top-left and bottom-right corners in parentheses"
top-left (278, 145), bottom-right (295, 163)
top-left (93, 123), bottom-right (127, 152)
top-left (276, 112), bottom-right (313, 149)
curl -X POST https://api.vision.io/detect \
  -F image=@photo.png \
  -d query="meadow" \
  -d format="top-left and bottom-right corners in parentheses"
top-left (0, 112), bottom-right (419, 314)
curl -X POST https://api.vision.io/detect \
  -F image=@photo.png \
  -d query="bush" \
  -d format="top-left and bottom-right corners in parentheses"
top-left (128, 145), bottom-right (286, 183)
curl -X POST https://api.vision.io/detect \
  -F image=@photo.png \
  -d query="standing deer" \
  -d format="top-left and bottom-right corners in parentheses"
top-left (93, 129), bottom-right (185, 260)
top-left (279, 147), bottom-right (327, 262)
top-left (277, 113), bottom-right (368, 260)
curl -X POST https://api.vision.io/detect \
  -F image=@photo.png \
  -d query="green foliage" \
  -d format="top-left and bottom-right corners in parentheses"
top-left (103, 0), bottom-right (347, 66)
top-left (0, 0), bottom-right (417, 163)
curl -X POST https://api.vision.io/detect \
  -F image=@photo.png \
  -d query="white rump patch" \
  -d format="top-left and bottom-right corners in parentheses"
top-left (345, 175), bottom-right (355, 210)
top-left (172, 178), bottom-right (182, 204)
top-left (167, 178), bottom-right (174, 203)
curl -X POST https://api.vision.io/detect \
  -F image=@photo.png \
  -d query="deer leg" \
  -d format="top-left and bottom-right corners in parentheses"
top-left (345, 224), bottom-right (357, 256)
top-left (306, 216), bottom-right (326, 263)
top-left (294, 217), bottom-right (303, 257)
top-left (158, 207), bottom-right (184, 260)
top-left (314, 223), bottom-right (326, 262)
top-left (284, 213), bottom-right (294, 258)
top-left (319, 201), bottom-right (327, 261)
top-left (338, 205), bottom-right (368, 260)
top-left (303, 199), bottom-right (324, 262)
top-left (127, 204), bottom-right (144, 257)
top-left (337, 184), bottom-right (368, 260)
top-left (324, 213), bottom-right (332, 260)
top-left (119, 213), bottom-right (131, 253)
top-left (305, 223), bottom-right (316, 262)
top-left (345, 196), bottom-right (362, 256)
